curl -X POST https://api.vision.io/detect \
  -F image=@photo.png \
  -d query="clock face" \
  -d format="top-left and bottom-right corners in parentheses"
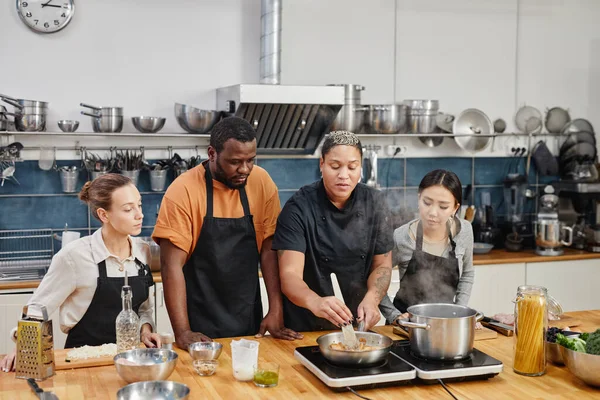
top-left (16, 0), bottom-right (75, 34)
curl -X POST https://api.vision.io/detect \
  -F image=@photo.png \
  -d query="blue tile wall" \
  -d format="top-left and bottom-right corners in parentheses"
top-left (406, 158), bottom-right (472, 187)
top-left (0, 157), bottom-right (560, 233)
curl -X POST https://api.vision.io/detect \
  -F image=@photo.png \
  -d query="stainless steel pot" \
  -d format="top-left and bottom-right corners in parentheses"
top-left (398, 303), bottom-right (484, 360)
top-left (368, 104), bottom-right (408, 134)
top-left (403, 99), bottom-right (439, 134)
top-left (80, 103), bottom-right (124, 132)
top-left (534, 219), bottom-right (573, 248)
top-left (0, 94), bottom-right (49, 110)
top-left (81, 112), bottom-right (123, 133)
top-left (2, 111), bottom-right (46, 132)
top-left (316, 331), bottom-right (393, 367)
top-left (328, 84), bottom-right (367, 133)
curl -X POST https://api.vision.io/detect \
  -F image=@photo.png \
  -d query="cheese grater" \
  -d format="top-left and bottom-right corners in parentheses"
top-left (15, 303), bottom-right (55, 381)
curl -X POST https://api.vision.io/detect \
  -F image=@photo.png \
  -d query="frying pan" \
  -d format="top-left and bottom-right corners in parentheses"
top-left (560, 142), bottom-right (596, 166)
top-left (559, 131), bottom-right (596, 157)
top-left (316, 331), bottom-right (393, 367)
top-left (561, 118), bottom-right (595, 135)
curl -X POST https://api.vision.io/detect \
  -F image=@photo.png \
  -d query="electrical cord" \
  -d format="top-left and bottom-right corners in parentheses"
top-left (437, 379), bottom-right (459, 400)
top-left (346, 386), bottom-right (374, 400)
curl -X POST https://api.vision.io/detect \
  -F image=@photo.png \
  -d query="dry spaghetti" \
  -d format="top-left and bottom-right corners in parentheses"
top-left (513, 292), bottom-right (547, 375)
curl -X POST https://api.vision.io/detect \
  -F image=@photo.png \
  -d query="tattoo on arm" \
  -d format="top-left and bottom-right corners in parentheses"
top-left (374, 268), bottom-right (391, 299)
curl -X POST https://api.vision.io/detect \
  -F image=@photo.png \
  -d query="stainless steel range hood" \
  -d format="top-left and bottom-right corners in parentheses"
top-left (216, 84), bottom-right (343, 155)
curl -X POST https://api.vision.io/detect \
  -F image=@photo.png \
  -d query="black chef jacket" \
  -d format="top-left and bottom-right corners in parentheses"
top-left (272, 180), bottom-right (393, 332)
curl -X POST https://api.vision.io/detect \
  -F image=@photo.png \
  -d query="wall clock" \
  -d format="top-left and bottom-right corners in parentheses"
top-left (16, 0), bottom-right (75, 34)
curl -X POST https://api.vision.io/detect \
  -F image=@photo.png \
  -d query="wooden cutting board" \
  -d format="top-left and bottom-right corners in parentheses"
top-left (54, 348), bottom-right (114, 370)
top-left (549, 315), bottom-right (582, 329)
top-left (393, 325), bottom-right (498, 341)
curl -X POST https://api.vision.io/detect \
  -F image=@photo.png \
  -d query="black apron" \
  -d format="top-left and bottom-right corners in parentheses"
top-left (182, 163), bottom-right (262, 338)
top-left (283, 184), bottom-right (371, 332)
top-left (394, 221), bottom-right (460, 313)
top-left (65, 258), bottom-right (153, 349)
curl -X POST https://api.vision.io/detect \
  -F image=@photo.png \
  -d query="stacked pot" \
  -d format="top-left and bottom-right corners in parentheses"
top-left (80, 103), bottom-right (124, 133)
top-left (0, 94), bottom-right (48, 132)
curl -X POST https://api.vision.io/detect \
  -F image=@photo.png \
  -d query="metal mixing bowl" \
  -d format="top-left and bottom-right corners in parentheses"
top-left (116, 380), bottom-right (190, 400)
top-left (545, 341), bottom-right (564, 365)
top-left (58, 120), bottom-right (79, 132)
top-left (174, 103), bottom-right (221, 134)
top-left (132, 116), bottom-right (166, 133)
top-left (114, 349), bottom-right (178, 383)
top-left (316, 331), bottom-right (393, 367)
top-left (560, 346), bottom-right (600, 387)
top-left (188, 342), bottom-right (222, 361)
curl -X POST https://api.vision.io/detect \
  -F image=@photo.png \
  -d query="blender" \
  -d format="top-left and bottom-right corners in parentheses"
top-left (534, 186), bottom-right (573, 256)
top-left (502, 174), bottom-right (533, 249)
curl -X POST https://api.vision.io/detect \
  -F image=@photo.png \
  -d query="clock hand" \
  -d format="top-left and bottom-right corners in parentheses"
top-left (42, 3), bottom-right (61, 7)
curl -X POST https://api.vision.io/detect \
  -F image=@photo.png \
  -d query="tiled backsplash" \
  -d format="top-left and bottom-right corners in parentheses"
top-left (0, 157), bottom-right (558, 233)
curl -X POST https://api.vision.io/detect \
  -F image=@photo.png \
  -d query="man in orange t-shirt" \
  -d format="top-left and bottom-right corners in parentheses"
top-left (152, 117), bottom-right (302, 348)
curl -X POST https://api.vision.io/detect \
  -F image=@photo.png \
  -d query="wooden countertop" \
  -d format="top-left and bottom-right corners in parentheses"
top-left (2, 248), bottom-right (600, 290)
top-left (0, 310), bottom-right (599, 399)
top-left (473, 248), bottom-right (600, 265)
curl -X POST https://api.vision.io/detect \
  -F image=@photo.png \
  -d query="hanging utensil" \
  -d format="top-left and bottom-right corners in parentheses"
top-left (330, 273), bottom-right (359, 350)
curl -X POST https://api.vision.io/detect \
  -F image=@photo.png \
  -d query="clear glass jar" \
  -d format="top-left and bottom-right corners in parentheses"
top-left (513, 285), bottom-right (548, 376)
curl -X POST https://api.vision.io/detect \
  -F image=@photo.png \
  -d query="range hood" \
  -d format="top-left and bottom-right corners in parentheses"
top-left (216, 84), bottom-right (343, 155)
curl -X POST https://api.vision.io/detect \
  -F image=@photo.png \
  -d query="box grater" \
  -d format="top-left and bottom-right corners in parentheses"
top-left (15, 303), bottom-right (55, 381)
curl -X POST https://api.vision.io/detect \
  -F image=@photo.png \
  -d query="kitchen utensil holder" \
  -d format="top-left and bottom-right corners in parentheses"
top-left (150, 170), bottom-right (167, 192)
top-left (121, 170), bottom-right (140, 186)
top-left (60, 169), bottom-right (78, 193)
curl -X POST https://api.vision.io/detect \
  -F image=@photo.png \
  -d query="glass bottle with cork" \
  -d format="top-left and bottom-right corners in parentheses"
top-left (116, 271), bottom-right (139, 353)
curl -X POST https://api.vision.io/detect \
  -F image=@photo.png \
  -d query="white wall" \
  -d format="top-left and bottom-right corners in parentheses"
top-left (0, 0), bottom-right (598, 159)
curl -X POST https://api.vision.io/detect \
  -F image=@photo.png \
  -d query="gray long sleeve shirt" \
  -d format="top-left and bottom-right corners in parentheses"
top-left (379, 217), bottom-right (475, 323)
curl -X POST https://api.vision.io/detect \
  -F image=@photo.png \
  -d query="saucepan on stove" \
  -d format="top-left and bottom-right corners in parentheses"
top-left (397, 303), bottom-right (484, 360)
top-left (316, 331), bottom-right (393, 367)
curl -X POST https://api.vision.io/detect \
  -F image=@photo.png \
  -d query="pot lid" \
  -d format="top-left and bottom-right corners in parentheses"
top-left (453, 108), bottom-right (493, 152)
top-left (436, 112), bottom-right (454, 132)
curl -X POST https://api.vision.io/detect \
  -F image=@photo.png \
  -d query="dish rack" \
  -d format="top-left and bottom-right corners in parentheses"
top-left (0, 229), bottom-right (54, 281)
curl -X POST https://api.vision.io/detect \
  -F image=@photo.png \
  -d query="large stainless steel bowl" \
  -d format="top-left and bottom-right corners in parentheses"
top-left (560, 346), bottom-right (600, 387)
top-left (114, 349), bottom-right (178, 383)
top-left (174, 103), bottom-right (221, 134)
top-left (316, 332), bottom-right (393, 367)
top-left (132, 116), bottom-right (166, 133)
top-left (545, 341), bottom-right (564, 365)
top-left (117, 380), bottom-right (190, 400)
top-left (188, 341), bottom-right (223, 361)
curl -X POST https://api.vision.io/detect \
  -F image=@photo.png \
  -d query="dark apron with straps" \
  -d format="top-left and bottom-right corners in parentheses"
top-left (182, 163), bottom-right (262, 338)
top-left (283, 184), bottom-right (370, 332)
top-left (65, 258), bottom-right (153, 349)
top-left (394, 221), bottom-right (460, 313)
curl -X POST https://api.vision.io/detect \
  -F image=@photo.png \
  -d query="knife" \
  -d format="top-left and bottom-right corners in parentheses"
top-left (481, 316), bottom-right (514, 336)
top-left (27, 378), bottom-right (59, 400)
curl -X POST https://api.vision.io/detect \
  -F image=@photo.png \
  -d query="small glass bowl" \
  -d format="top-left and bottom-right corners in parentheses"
top-left (193, 359), bottom-right (218, 376)
top-left (253, 361), bottom-right (280, 388)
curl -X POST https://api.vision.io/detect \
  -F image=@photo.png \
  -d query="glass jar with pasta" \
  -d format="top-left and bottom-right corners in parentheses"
top-left (513, 285), bottom-right (548, 376)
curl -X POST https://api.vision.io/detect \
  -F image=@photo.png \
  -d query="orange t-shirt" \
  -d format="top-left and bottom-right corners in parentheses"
top-left (152, 163), bottom-right (281, 258)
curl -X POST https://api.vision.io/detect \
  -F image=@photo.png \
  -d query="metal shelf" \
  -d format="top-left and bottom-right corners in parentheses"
top-left (0, 131), bottom-right (211, 138)
top-left (354, 132), bottom-right (561, 138)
